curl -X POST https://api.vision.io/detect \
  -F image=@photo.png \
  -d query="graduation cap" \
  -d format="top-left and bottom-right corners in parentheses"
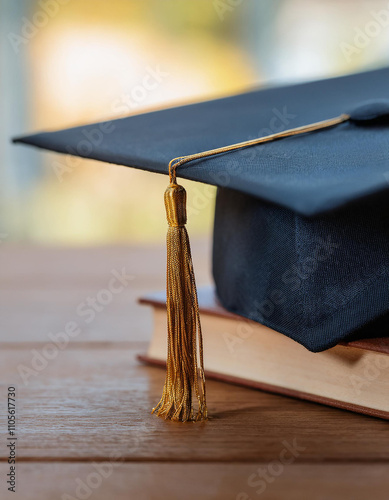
top-left (13, 66), bottom-right (389, 422)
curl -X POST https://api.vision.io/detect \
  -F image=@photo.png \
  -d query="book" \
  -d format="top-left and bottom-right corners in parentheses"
top-left (138, 286), bottom-right (389, 419)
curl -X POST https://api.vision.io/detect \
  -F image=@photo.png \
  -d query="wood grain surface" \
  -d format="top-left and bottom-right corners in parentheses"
top-left (1, 244), bottom-right (388, 499)
top-left (1, 463), bottom-right (389, 500)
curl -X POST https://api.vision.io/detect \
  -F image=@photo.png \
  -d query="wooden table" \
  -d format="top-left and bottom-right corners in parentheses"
top-left (1, 243), bottom-right (389, 500)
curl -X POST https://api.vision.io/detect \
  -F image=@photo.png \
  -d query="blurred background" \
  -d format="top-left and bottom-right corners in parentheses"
top-left (1, 0), bottom-right (389, 245)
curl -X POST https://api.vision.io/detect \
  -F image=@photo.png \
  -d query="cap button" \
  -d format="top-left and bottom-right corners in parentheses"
top-left (347, 99), bottom-right (389, 123)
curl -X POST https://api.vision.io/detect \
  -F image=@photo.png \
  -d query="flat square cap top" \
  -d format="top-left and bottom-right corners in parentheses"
top-left (13, 66), bottom-right (389, 216)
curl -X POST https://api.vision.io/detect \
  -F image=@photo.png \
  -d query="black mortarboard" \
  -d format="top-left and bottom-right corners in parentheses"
top-left (13, 66), bottom-right (389, 419)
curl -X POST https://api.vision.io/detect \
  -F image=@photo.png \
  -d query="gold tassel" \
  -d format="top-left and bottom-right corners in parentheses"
top-left (151, 114), bottom-right (352, 422)
top-left (152, 183), bottom-right (207, 422)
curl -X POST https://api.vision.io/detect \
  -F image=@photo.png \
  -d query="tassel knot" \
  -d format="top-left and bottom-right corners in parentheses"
top-left (164, 184), bottom-right (187, 227)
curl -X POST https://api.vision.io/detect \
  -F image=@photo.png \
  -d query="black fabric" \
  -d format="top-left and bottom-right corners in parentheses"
top-left (13, 66), bottom-right (389, 351)
top-left (213, 187), bottom-right (389, 352)
top-left (13, 66), bottom-right (389, 216)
